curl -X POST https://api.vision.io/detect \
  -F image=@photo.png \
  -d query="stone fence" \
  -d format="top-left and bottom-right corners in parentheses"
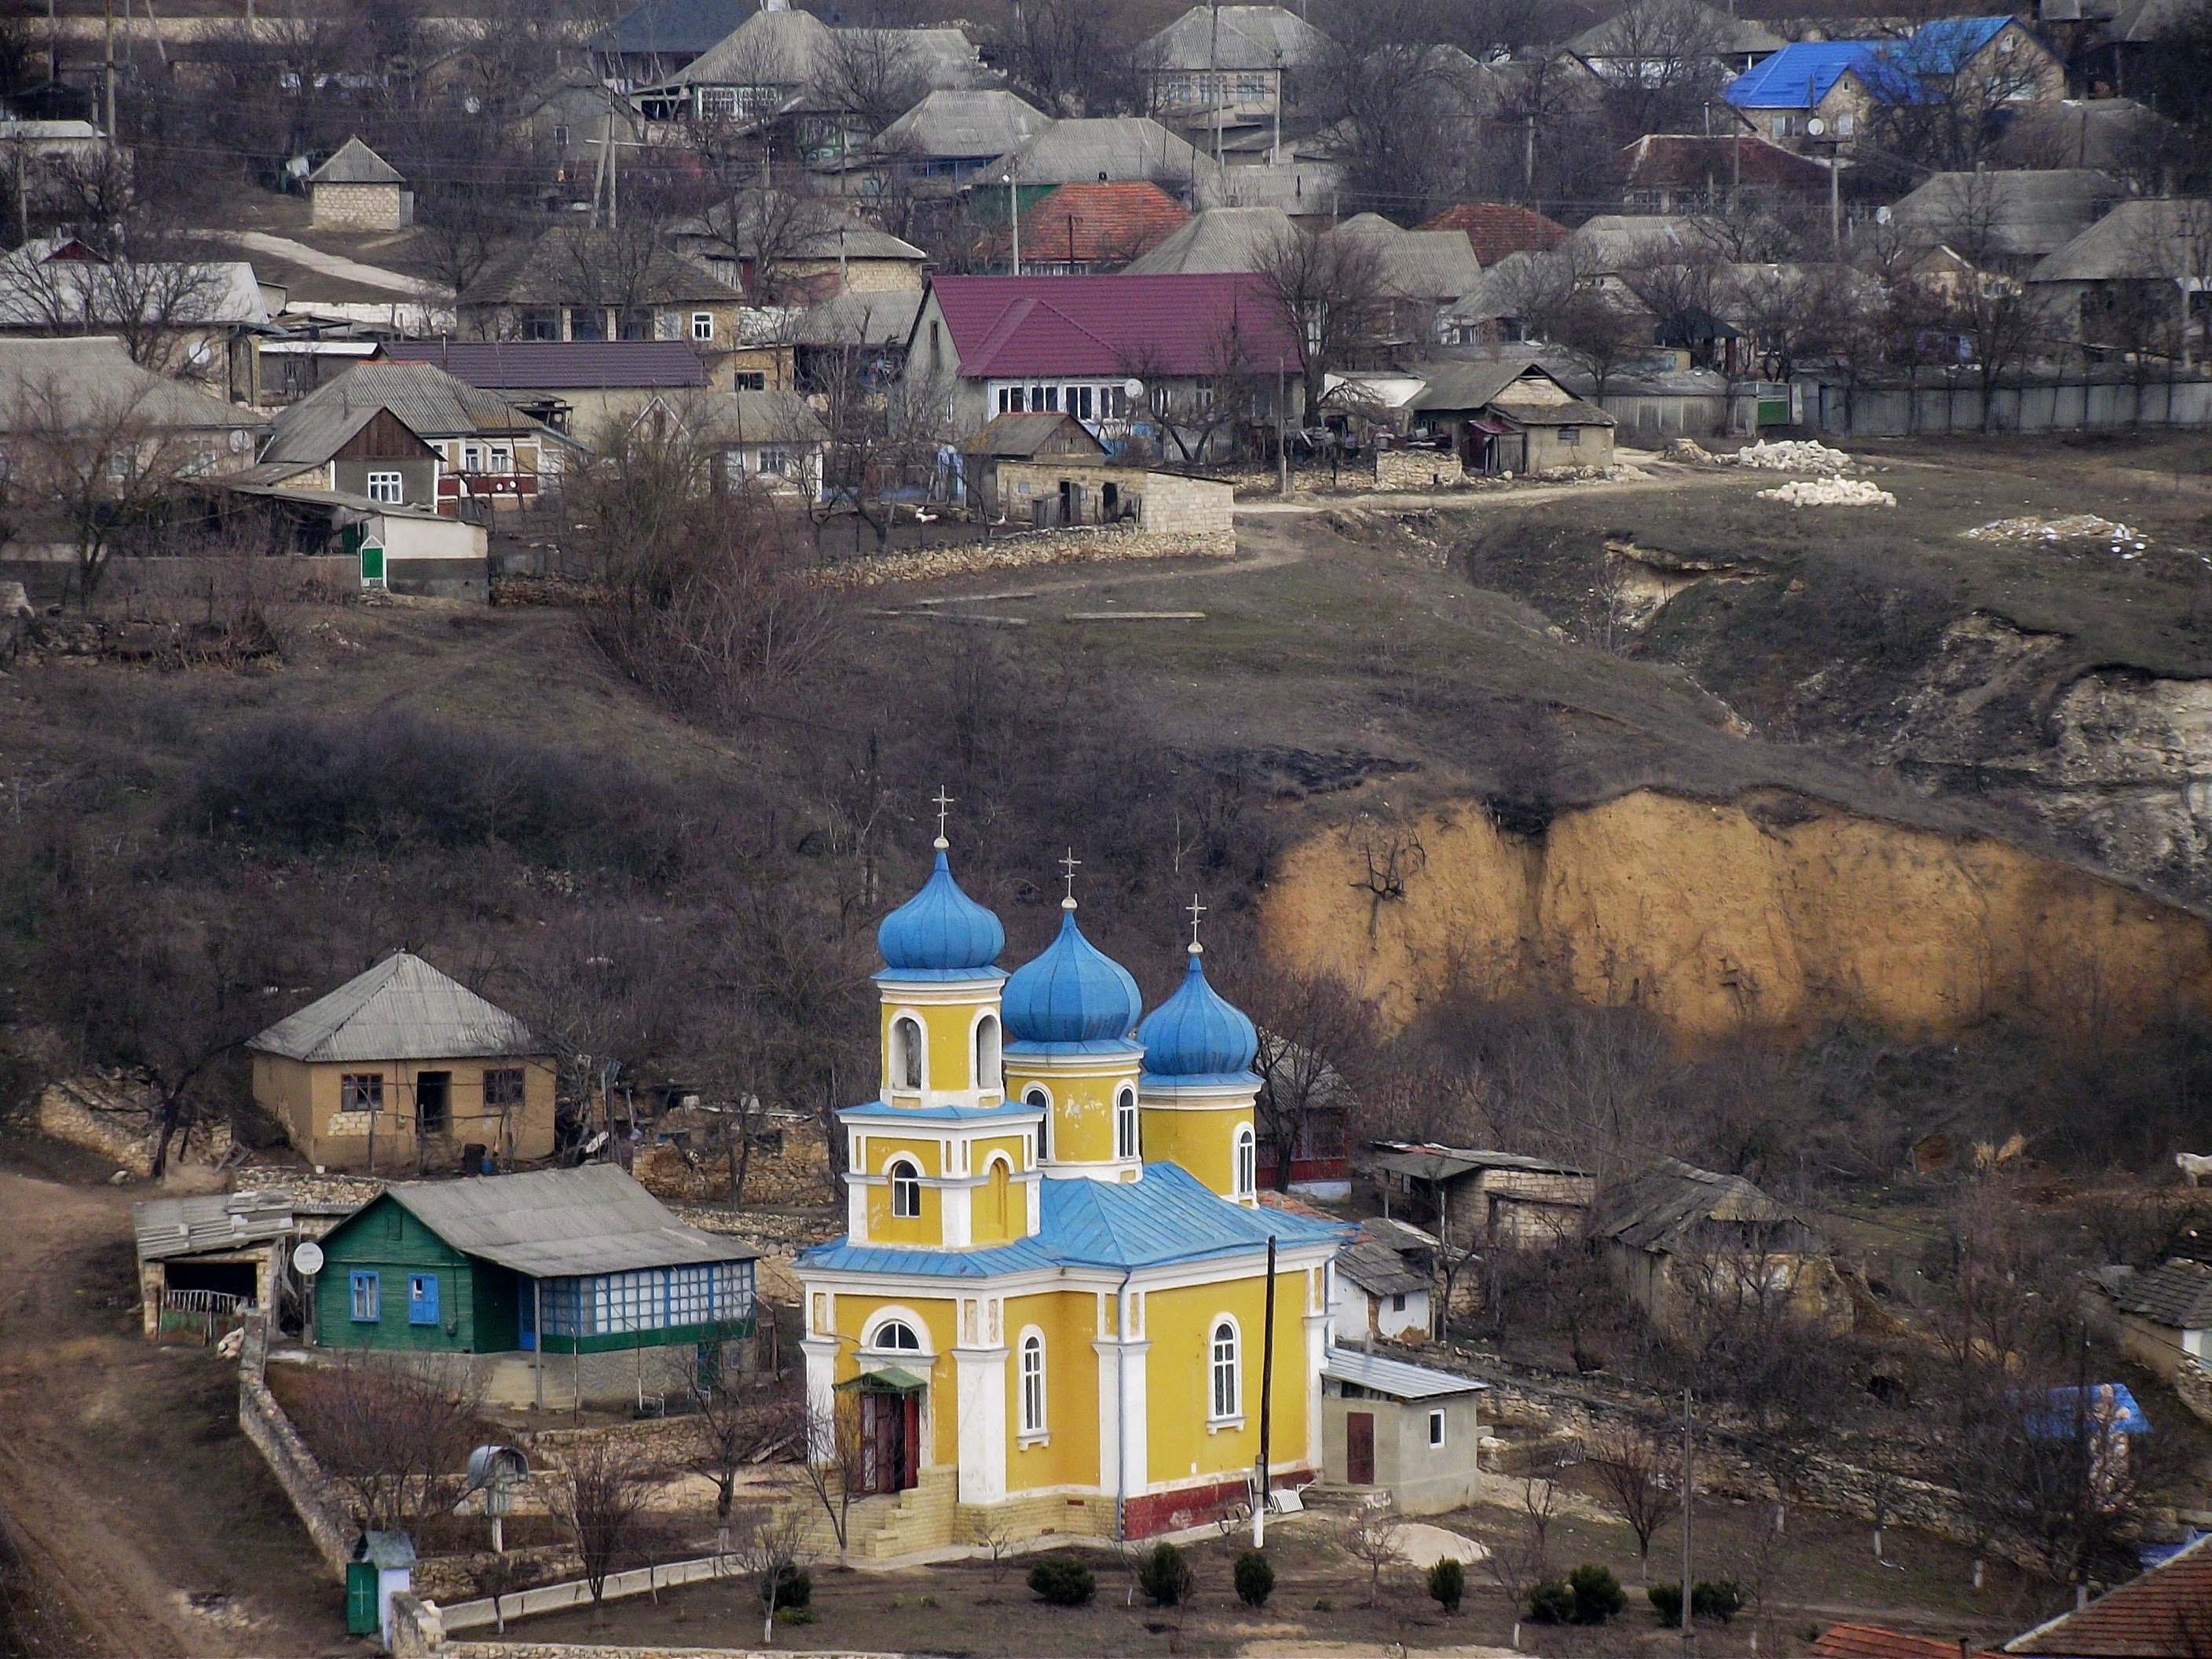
top-left (812, 526), bottom-right (1234, 589)
top-left (390, 1586), bottom-right (909, 1659)
top-left (236, 1317), bottom-right (355, 1580)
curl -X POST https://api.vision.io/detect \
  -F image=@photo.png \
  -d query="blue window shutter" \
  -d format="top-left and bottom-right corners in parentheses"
top-left (408, 1274), bottom-right (440, 1326)
top-left (350, 1271), bottom-right (379, 1322)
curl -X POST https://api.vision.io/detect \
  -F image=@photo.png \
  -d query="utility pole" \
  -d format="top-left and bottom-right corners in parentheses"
top-left (1679, 1387), bottom-right (1694, 1639)
top-left (103, 0), bottom-right (115, 141)
top-left (1253, 1236), bottom-right (1276, 1547)
top-left (1277, 357), bottom-right (1288, 495)
top-left (592, 85), bottom-right (612, 229)
top-left (1009, 160), bottom-right (1020, 276)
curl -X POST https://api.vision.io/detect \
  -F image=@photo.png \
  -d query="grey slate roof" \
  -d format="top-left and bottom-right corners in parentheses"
top-left (785, 289), bottom-right (924, 346)
top-left (0, 241), bottom-right (269, 330)
top-left (695, 387), bottom-right (830, 446)
top-left (1368, 1142), bottom-right (1591, 1181)
top-left (383, 1165), bottom-right (758, 1277)
top-left (1888, 170), bottom-right (2120, 259)
top-left (980, 118), bottom-right (1221, 189)
top-left (308, 136), bottom-right (405, 186)
top-left (591, 0), bottom-right (752, 57)
top-left (1565, 214), bottom-right (1724, 273)
top-left (958, 410), bottom-right (1108, 457)
top-left (471, 229), bottom-right (742, 308)
top-left (1122, 205), bottom-right (1295, 274)
top-left (248, 951), bottom-right (543, 1064)
top-left (262, 361), bottom-right (554, 463)
top-left (134, 1189), bottom-right (294, 1262)
top-left (1336, 1239), bottom-right (1431, 1298)
top-left (670, 9), bottom-right (993, 100)
top-left (2100, 1257), bottom-right (2212, 1330)
top-left (1566, 0), bottom-right (1783, 60)
top-left (1331, 213), bottom-right (1485, 302)
top-left (1408, 353), bottom-right (1551, 411)
top-left (0, 337), bottom-right (266, 433)
top-left (873, 89), bottom-right (1051, 159)
top-left (1140, 5), bottom-right (1331, 71)
top-left (1597, 1155), bottom-right (1825, 1256)
top-left (1323, 1347), bottom-right (1487, 1401)
top-left (2031, 197), bottom-right (2212, 283)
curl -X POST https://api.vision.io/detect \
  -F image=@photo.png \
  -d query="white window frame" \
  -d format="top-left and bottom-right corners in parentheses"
top-left (888, 1158), bottom-right (922, 1220)
top-left (1115, 1086), bottom-right (1138, 1161)
top-left (1208, 1316), bottom-right (1242, 1425)
top-left (1024, 1086), bottom-right (1051, 1160)
top-left (891, 1015), bottom-right (924, 1093)
top-left (365, 471), bottom-right (403, 504)
top-left (461, 443), bottom-right (483, 473)
top-left (1018, 1329), bottom-right (1048, 1440)
top-left (866, 1313), bottom-right (925, 1352)
top-left (1233, 1124), bottom-right (1257, 1198)
top-left (691, 311), bottom-right (715, 342)
top-left (1429, 1408), bottom-right (1445, 1448)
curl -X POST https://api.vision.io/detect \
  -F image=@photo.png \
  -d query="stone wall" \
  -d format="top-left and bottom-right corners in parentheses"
top-left (236, 1317), bottom-right (356, 1580)
top-left (1136, 471), bottom-right (1235, 537)
top-left (313, 181), bottom-right (408, 232)
top-left (813, 526), bottom-right (1235, 589)
top-left (38, 1076), bottom-right (230, 1176)
top-left (1374, 449), bottom-right (1465, 492)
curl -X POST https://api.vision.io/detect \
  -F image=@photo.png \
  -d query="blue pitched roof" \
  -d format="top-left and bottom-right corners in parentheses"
top-left (2014, 1384), bottom-right (2152, 1439)
top-left (1723, 40), bottom-right (1878, 108)
top-left (798, 1161), bottom-right (1348, 1277)
top-left (1901, 15), bottom-right (2013, 74)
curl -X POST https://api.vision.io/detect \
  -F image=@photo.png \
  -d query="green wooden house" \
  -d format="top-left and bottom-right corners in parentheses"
top-left (313, 1165), bottom-right (756, 1357)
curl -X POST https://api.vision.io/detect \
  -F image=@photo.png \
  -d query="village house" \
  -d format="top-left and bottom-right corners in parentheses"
top-left (1408, 354), bottom-right (1618, 475)
top-left (309, 1165), bottom-right (759, 1407)
top-left (2001, 1531), bottom-right (2212, 1659)
top-left (668, 200), bottom-right (928, 301)
top-left (2027, 197), bottom-right (2212, 351)
top-left (1330, 1216), bottom-right (1439, 1344)
top-left (977, 117), bottom-right (1226, 210)
top-left (247, 951), bottom-right (558, 1174)
top-left (1595, 1155), bottom-right (1848, 1335)
top-left (1723, 19), bottom-right (2064, 151)
top-left (515, 72), bottom-right (648, 212)
top-left (1364, 1142), bottom-right (1597, 1246)
top-left (0, 335), bottom-right (264, 496)
top-left (907, 272), bottom-right (1299, 455)
top-left (1420, 201), bottom-right (1572, 266)
top-left (306, 137), bottom-right (412, 233)
top-left (696, 387), bottom-right (830, 498)
top-left (975, 181), bottom-right (1192, 276)
top-left (1564, 0), bottom-right (1782, 82)
top-left (590, 0), bottom-right (753, 91)
top-left (2088, 1257), bottom-right (2212, 1386)
top-left (1887, 168), bottom-right (2122, 275)
top-left (204, 475), bottom-right (490, 599)
top-left (375, 339), bottom-right (710, 440)
top-left (1319, 1347), bottom-right (1488, 1514)
top-left (1137, 5), bottom-right (1329, 159)
top-left (132, 1189), bottom-right (294, 1343)
top-left (863, 89), bottom-right (1052, 193)
top-left (1617, 133), bottom-right (1832, 213)
top-left (257, 359), bottom-right (580, 516)
top-left (957, 410), bottom-right (1108, 518)
top-left (0, 117), bottom-right (125, 222)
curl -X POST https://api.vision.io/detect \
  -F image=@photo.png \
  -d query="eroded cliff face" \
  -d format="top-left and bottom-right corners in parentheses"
top-left (1260, 789), bottom-right (2212, 1040)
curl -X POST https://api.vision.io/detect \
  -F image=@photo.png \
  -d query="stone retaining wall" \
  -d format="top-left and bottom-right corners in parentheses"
top-left (236, 1317), bottom-right (355, 1580)
top-left (1374, 449), bottom-right (1465, 492)
top-left (38, 1078), bottom-right (231, 1176)
top-left (392, 1585), bottom-right (908, 1658)
top-left (814, 527), bottom-right (1235, 589)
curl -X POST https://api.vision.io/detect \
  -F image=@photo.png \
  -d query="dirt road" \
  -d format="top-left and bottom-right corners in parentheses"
top-left (0, 1167), bottom-right (342, 1657)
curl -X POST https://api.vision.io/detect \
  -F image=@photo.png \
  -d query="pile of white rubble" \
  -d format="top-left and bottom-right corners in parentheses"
top-left (1733, 438), bottom-right (1855, 471)
top-left (1961, 515), bottom-right (2148, 553)
top-left (1757, 477), bottom-right (1897, 507)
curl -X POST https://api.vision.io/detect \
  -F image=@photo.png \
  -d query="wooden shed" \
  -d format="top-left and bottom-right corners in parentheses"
top-left (958, 410), bottom-right (1107, 518)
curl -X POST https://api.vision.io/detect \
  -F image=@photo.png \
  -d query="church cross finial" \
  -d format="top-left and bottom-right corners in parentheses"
top-left (1060, 848), bottom-right (1082, 908)
top-left (1186, 893), bottom-right (1207, 954)
top-left (931, 786), bottom-right (956, 849)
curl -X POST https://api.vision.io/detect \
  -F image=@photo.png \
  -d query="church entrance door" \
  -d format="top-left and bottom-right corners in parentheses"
top-left (859, 1387), bottom-right (921, 1494)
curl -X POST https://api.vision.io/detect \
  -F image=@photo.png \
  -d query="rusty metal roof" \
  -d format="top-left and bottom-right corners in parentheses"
top-left (247, 951), bottom-right (543, 1064)
top-left (134, 1189), bottom-right (294, 1262)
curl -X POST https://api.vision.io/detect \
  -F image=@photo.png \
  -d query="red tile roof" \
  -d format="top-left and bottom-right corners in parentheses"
top-left (1618, 134), bottom-right (1832, 192)
top-left (2005, 1536), bottom-right (2212, 1658)
top-left (978, 181), bottom-right (1192, 269)
top-left (929, 273), bottom-right (1302, 380)
top-left (1419, 202), bottom-right (1571, 266)
top-left (1814, 1625), bottom-right (1991, 1659)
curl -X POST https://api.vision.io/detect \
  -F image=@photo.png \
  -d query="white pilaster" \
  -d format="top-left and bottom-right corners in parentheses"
top-left (952, 1345), bottom-right (1010, 1504)
top-left (801, 1335), bottom-right (840, 1463)
top-left (1092, 1335), bottom-right (1152, 1497)
top-left (1302, 1310), bottom-right (1329, 1471)
top-left (846, 1175), bottom-right (868, 1241)
top-left (942, 1180), bottom-right (972, 1246)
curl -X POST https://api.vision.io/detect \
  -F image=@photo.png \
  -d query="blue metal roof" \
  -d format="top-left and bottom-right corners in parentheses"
top-left (877, 847), bottom-right (1005, 975)
top-left (798, 1162), bottom-right (1349, 1276)
top-left (840, 1098), bottom-right (1040, 1125)
top-left (1901, 16), bottom-right (2012, 74)
top-left (1137, 948), bottom-right (1260, 1087)
top-left (2014, 1383), bottom-right (2152, 1438)
top-left (1001, 905), bottom-right (1144, 1047)
top-left (1723, 40), bottom-right (1877, 108)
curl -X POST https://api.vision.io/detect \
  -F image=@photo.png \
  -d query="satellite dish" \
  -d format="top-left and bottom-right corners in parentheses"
top-left (1124, 379), bottom-right (1144, 397)
top-left (1805, 116), bottom-right (1826, 136)
top-left (292, 1240), bottom-right (324, 1275)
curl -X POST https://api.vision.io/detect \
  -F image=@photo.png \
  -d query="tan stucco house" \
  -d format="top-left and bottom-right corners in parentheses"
top-left (248, 952), bottom-right (556, 1173)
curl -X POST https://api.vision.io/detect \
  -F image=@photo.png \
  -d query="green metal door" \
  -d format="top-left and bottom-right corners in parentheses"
top-left (358, 541), bottom-right (386, 586)
top-left (345, 1562), bottom-right (379, 1635)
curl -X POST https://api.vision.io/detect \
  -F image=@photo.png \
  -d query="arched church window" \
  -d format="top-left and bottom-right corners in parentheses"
top-left (1115, 1086), bottom-right (1137, 1161)
top-left (1025, 1086), bottom-right (1050, 1159)
top-left (873, 1318), bottom-right (922, 1351)
top-left (892, 1016), bottom-right (923, 1092)
top-left (1234, 1124), bottom-right (1257, 1198)
top-left (974, 1013), bottom-right (1002, 1093)
top-left (1020, 1332), bottom-right (1046, 1434)
top-left (1210, 1318), bottom-right (1240, 1420)
top-left (888, 1159), bottom-right (921, 1219)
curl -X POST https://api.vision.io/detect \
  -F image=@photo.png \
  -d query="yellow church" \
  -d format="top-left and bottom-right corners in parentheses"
top-left (795, 830), bottom-right (1346, 1547)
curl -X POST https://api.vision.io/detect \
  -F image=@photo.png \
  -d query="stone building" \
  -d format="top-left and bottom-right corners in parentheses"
top-left (308, 137), bottom-right (412, 233)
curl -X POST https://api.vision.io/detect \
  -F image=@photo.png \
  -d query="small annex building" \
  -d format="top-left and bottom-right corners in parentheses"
top-left (308, 137), bottom-right (412, 232)
top-left (249, 952), bottom-right (557, 1173)
top-left (133, 1188), bottom-right (293, 1342)
top-left (1409, 356), bottom-right (1617, 476)
top-left (1331, 1216), bottom-right (1436, 1344)
top-left (2088, 1258), bottom-right (2212, 1387)
top-left (1320, 1347), bottom-right (1487, 1514)
top-left (310, 1166), bottom-right (758, 1400)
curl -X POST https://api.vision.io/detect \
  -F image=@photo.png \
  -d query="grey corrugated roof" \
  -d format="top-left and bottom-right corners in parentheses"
top-left (1336, 1239), bottom-right (1430, 1297)
top-left (248, 951), bottom-right (543, 1064)
top-left (2031, 197), bottom-right (2212, 283)
top-left (786, 289), bottom-right (923, 346)
top-left (694, 387), bottom-right (829, 445)
top-left (981, 118), bottom-right (1220, 189)
top-left (383, 1165), bottom-right (758, 1277)
top-left (2101, 1258), bottom-right (2212, 1330)
top-left (134, 1189), bottom-right (294, 1262)
top-left (671, 10), bottom-right (991, 99)
top-left (0, 245), bottom-right (269, 329)
top-left (1122, 205), bottom-right (1294, 274)
top-left (308, 136), bottom-right (405, 186)
top-left (1565, 214), bottom-right (1723, 273)
top-left (958, 410), bottom-right (1106, 457)
top-left (1141, 5), bottom-right (1331, 71)
top-left (1889, 170), bottom-right (2119, 259)
top-left (1408, 353), bottom-right (1549, 411)
top-left (0, 337), bottom-right (266, 433)
top-left (591, 0), bottom-right (752, 57)
top-left (471, 229), bottom-right (740, 309)
top-left (874, 90), bottom-right (1050, 159)
top-left (1331, 214), bottom-right (1485, 302)
top-left (1324, 1347), bottom-right (1486, 1401)
top-left (262, 361), bottom-right (551, 463)
top-left (1567, 0), bottom-right (1783, 59)
top-left (1598, 1155), bottom-right (1823, 1255)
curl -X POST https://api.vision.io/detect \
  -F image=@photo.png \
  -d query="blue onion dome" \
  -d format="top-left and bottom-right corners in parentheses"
top-left (877, 840), bottom-right (1005, 974)
top-left (1002, 900), bottom-right (1144, 1045)
top-left (1138, 943), bottom-right (1259, 1082)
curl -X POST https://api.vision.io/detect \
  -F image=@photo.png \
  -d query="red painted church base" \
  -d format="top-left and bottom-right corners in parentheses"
top-left (1119, 1470), bottom-right (1314, 1539)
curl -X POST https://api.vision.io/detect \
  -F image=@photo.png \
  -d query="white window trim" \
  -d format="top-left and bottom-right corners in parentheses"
top-left (888, 1157), bottom-right (923, 1220)
top-left (691, 311), bottom-right (715, 341)
top-left (970, 1008), bottom-right (1002, 1096)
top-left (1017, 1326), bottom-right (1049, 1444)
top-left (365, 470), bottom-right (404, 504)
top-left (1428, 1408), bottom-right (1446, 1448)
top-left (1024, 1086), bottom-right (1052, 1160)
top-left (859, 1305), bottom-right (933, 1357)
top-left (1207, 1313), bottom-right (1243, 1429)
top-left (1233, 1123), bottom-right (1257, 1199)
top-left (1115, 1086), bottom-right (1138, 1163)
top-left (889, 1012), bottom-right (925, 1094)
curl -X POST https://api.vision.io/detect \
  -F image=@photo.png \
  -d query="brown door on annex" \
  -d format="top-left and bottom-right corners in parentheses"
top-left (1346, 1411), bottom-right (1375, 1485)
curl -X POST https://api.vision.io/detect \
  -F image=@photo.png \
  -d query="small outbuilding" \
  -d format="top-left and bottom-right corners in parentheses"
top-left (2088, 1258), bottom-right (2212, 1386)
top-left (309, 137), bottom-right (412, 233)
top-left (1320, 1346), bottom-right (1488, 1514)
top-left (345, 1530), bottom-right (416, 1644)
top-left (1331, 1217), bottom-right (1437, 1344)
top-left (1409, 356), bottom-right (1617, 476)
top-left (248, 951), bottom-right (556, 1173)
top-left (1364, 1141), bottom-right (1596, 1247)
top-left (958, 411), bottom-right (1108, 518)
top-left (132, 1188), bottom-right (295, 1342)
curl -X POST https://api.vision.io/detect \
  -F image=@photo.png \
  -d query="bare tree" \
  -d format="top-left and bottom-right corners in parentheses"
top-left (290, 1353), bottom-right (487, 1533)
top-left (6, 229), bottom-right (238, 379)
top-left (555, 1435), bottom-right (657, 1607)
top-left (1342, 1497), bottom-right (1404, 1608)
top-left (730, 1504), bottom-right (811, 1643)
top-left (690, 1386), bottom-right (799, 1526)
top-left (1580, 0), bottom-right (1734, 141)
top-left (998, 0), bottom-right (1132, 116)
top-left (1257, 224), bottom-right (1390, 423)
top-left (1551, 287), bottom-right (1647, 403)
top-left (796, 1393), bottom-right (872, 1558)
top-left (1232, 965), bottom-right (1375, 1192)
top-left (815, 27), bottom-right (929, 139)
top-left (1483, 1473), bottom-right (1559, 1607)
top-left (1587, 1422), bottom-right (1673, 1581)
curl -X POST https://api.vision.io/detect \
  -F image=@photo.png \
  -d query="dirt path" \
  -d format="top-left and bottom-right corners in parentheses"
top-left (0, 1169), bottom-right (341, 1657)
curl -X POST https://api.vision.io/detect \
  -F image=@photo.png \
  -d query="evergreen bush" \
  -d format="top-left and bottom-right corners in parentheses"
top-left (1028, 1555), bottom-right (1097, 1606)
top-left (1138, 1540), bottom-right (1194, 1606)
top-left (1428, 1557), bottom-right (1465, 1613)
top-left (1233, 1550), bottom-right (1275, 1608)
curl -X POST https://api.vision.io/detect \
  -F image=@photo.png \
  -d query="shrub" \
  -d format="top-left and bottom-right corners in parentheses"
top-left (1649, 1582), bottom-right (1683, 1624)
top-left (1693, 1579), bottom-right (1743, 1621)
top-left (1569, 1563), bottom-right (1627, 1624)
top-left (1028, 1555), bottom-right (1096, 1607)
top-left (1233, 1550), bottom-right (1275, 1609)
top-left (770, 1564), bottom-right (811, 1610)
top-left (1138, 1540), bottom-right (1194, 1607)
top-left (1526, 1577), bottom-right (1576, 1624)
top-left (1428, 1557), bottom-right (1464, 1613)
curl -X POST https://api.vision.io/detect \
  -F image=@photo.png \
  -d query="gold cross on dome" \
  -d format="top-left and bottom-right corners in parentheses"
top-left (1060, 848), bottom-right (1082, 903)
top-left (1186, 893), bottom-right (1207, 949)
top-left (932, 786), bottom-right (956, 842)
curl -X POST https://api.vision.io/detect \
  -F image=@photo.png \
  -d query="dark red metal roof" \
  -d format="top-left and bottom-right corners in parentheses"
top-left (930, 273), bottom-right (1302, 380)
top-left (2005, 1536), bottom-right (2212, 1658)
top-left (375, 339), bottom-right (710, 390)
